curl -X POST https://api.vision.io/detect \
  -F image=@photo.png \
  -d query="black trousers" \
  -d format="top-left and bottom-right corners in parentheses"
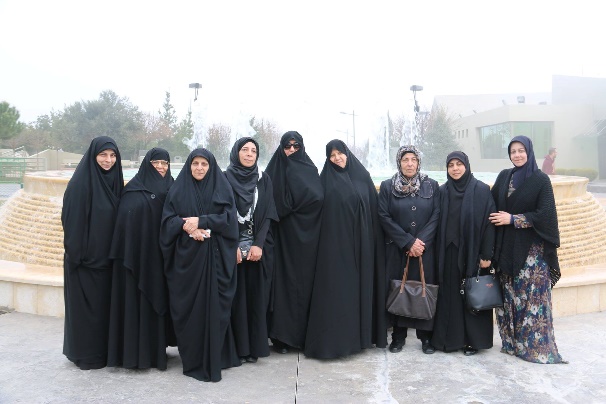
top-left (392, 325), bottom-right (431, 341)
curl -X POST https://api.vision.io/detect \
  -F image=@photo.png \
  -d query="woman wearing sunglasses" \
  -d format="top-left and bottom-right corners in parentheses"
top-left (265, 131), bottom-right (324, 354)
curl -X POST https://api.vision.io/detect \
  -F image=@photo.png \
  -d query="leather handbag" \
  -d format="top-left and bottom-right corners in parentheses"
top-left (461, 266), bottom-right (503, 311)
top-left (238, 221), bottom-right (254, 259)
top-left (386, 255), bottom-right (438, 320)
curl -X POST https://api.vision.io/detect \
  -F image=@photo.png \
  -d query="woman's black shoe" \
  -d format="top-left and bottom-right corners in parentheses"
top-left (246, 356), bottom-right (258, 363)
top-left (463, 346), bottom-right (478, 356)
top-left (389, 339), bottom-right (405, 353)
top-left (421, 339), bottom-right (435, 354)
top-left (272, 341), bottom-right (289, 354)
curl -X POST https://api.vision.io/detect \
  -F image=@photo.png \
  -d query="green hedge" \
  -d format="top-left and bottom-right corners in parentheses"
top-left (554, 168), bottom-right (598, 181)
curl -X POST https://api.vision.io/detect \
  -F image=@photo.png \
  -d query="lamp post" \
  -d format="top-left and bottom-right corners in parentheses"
top-left (189, 83), bottom-right (202, 101)
top-left (410, 85), bottom-right (423, 145)
top-left (340, 110), bottom-right (357, 147)
top-left (189, 83), bottom-right (202, 147)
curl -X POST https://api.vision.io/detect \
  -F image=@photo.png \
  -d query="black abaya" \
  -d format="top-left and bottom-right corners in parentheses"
top-left (431, 152), bottom-right (496, 352)
top-left (107, 148), bottom-right (175, 370)
top-left (160, 148), bottom-right (241, 382)
top-left (265, 131), bottom-right (324, 349)
top-left (62, 136), bottom-right (124, 370)
top-left (225, 138), bottom-right (279, 360)
top-left (304, 140), bottom-right (386, 359)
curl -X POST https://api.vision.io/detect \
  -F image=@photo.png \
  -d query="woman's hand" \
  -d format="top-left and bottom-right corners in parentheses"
top-left (408, 238), bottom-right (425, 257)
top-left (479, 259), bottom-right (491, 269)
top-left (190, 229), bottom-right (205, 241)
top-left (247, 246), bottom-right (263, 262)
top-left (182, 217), bottom-right (199, 234)
top-left (489, 211), bottom-right (512, 226)
top-left (236, 248), bottom-right (242, 264)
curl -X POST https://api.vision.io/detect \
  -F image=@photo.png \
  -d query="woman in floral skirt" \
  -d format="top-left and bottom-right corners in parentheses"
top-left (489, 135), bottom-right (565, 364)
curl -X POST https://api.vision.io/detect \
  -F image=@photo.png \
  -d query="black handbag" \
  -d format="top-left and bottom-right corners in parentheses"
top-left (386, 255), bottom-right (438, 320)
top-left (238, 220), bottom-right (254, 259)
top-left (461, 266), bottom-right (503, 311)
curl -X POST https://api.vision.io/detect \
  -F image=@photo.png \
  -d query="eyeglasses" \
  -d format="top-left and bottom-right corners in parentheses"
top-left (151, 160), bottom-right (169, 167)
top-left (283, 143), bottom-right (301, 151)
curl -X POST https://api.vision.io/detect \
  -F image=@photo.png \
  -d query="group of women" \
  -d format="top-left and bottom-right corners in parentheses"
top-left (61, 132), bottom-right (564, 382)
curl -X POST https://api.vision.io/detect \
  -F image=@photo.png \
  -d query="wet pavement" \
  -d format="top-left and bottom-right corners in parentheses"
top-left (0, 310), bottom-right (605, 403)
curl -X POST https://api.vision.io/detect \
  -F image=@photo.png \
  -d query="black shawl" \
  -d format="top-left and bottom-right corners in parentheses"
top-left (437, 165), bottom-right (495, 283)
top-left (305, 140), bottom-right (386, 358)
top-left (491, 168), bottom-right (561, 286)
top-left (62, 136), bottom-right (124, 269)
top-left (225, 137), bottom-right (260, 216)
top-left (109, 148), bottom-right (174, 315)
top-left (160, 148), bottom-right (240, 382)
top-left (265, 131), bottom-right (324, 349)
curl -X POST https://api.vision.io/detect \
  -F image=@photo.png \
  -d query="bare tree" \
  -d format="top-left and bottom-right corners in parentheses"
top-left (250, 116), bottom-right (282, 165)
top-left (206, 124), bottom-right (232, 168)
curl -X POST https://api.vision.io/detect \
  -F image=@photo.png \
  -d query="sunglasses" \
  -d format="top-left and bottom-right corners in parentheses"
top-left (283, 142), bottom-right (301, 150)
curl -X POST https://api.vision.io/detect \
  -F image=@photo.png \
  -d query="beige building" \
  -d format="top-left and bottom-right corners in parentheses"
top-left (433, 75), bottom-right (606, 177)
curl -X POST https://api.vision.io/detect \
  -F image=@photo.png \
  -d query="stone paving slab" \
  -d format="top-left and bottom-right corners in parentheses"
top-left (0, 310), bottom-right (605, 403)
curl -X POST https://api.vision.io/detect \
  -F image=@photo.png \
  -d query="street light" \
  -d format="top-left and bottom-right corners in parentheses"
top-left (189, 83), bottom-right (202, 101)
top-left (340, 110), bottom-right (357, 147)
top-left (410, 85), bottom-right (423, 145)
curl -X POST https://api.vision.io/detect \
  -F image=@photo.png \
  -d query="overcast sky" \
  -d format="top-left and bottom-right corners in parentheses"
top-left (1, 0), bottom-right (605, 163)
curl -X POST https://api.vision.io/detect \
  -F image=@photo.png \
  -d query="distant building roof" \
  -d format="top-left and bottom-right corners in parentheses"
top-left (432, 93), bottom-right (552, 118)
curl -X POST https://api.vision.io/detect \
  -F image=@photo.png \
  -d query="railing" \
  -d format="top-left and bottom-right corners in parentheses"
top-left (0, 157), bottom-right (46, 184)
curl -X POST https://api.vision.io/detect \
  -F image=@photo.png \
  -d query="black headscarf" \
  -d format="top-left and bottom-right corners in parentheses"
top-left (509, 135), bottom-right (539, 190)
top-left (62, 136), bottom-right (124, 268)
top-left (392, 145), bottom-right (428, 198)
top-left (160, 148), bottom-right (240, 381)
top-left (445, 151), bottom-right (473, 248)
top-left (125, 148), bottom-right (173, 204)
top-left (225, 137), bottom-right (260, 216)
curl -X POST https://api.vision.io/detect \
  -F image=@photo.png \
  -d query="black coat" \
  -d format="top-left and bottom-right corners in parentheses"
top-left (304, 140), bottom-right (386, 359)
top-left (62, 136), bottom-right (124, 370)
top-left (160, 149), bottom-right (241, 382)
top-left (378, 176), bottom-right (440, 331)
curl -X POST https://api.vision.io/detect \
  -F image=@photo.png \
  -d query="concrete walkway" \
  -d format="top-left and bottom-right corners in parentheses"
top-left (0, 311), bottom-right (605, 403)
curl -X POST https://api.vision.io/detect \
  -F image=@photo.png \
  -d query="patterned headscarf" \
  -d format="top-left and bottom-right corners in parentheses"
top-left (392, 145), bottom-right (427, 197)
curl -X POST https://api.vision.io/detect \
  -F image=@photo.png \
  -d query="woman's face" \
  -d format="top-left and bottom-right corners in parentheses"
top-left (151, 159), bottom-right (169, 177)
top-left (329, 148), bottom-right (347, 168)
top-left (509, 141), bottom-right (528, 167)
top-left (191, 156), bottom-right (209, 180)
top-left (96, 149), bottom-right (117, 171)
top-left (399, 152), bottom-right (419, 178)
top-left (447, 158), bottom-right (466, 180)
top-left (283, 139), bottom-right (301, 157)
top-left (239, 142), bottom-right (258, 168)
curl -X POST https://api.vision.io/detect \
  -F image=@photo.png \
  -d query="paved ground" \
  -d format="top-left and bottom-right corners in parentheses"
top-left (0, 310), bottom-right (605, 403)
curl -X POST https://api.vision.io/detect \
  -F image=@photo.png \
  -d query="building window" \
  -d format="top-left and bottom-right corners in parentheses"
top-left (479, 121), bottom-right (553, 158)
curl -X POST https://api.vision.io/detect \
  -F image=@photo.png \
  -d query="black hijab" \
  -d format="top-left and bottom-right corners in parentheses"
top-left (225, 137), bottom-right (260, 216)
top-left (509, 135), bottom-right (539, 190)
top-left (126, 148), bottom-right (173, 204)
top-left (265, 131), bottom-right (323, 219)
top-left (62, 136), bottom-right (124, 268)
top-left (445, 151), bottom-right (473, 247)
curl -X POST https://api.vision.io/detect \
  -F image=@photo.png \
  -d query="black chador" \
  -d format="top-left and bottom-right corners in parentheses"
top-left (107, 148), bottom-right (176, 369)
top-left (62, 136), bottom-right (124, 370)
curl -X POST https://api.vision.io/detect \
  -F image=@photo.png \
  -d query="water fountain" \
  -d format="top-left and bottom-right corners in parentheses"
top-left (0, 171), bottom-right (605, 317)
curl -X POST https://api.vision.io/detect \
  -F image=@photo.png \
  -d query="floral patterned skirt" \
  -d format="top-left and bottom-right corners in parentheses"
top-left (496, 242), bottom-right (565, 364)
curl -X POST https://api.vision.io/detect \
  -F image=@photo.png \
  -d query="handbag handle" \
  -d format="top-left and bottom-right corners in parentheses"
top-left (399, 255), bottom-right (426, 297)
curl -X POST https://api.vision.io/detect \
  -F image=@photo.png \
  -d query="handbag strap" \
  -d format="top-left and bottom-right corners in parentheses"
top-left (399, 255), bottom-right (426, 297)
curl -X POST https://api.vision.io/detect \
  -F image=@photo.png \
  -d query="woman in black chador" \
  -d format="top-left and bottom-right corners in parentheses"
top-left (62, 136), bottom-right (124, 370)
top-left (431, 151), bottom-right (496, 356)
top-left (265, 131), bottom-right (324, 353)
top-left (225, 137), bottom-right (278, 363)
top-left (304, 140), bottom-right (387, 359)
top-left (378, 145), bottom-right (440, 354)
top-left (107, 148), bottom-right (176, 369)
top-left (160, 148), bottom-right (241, 382)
